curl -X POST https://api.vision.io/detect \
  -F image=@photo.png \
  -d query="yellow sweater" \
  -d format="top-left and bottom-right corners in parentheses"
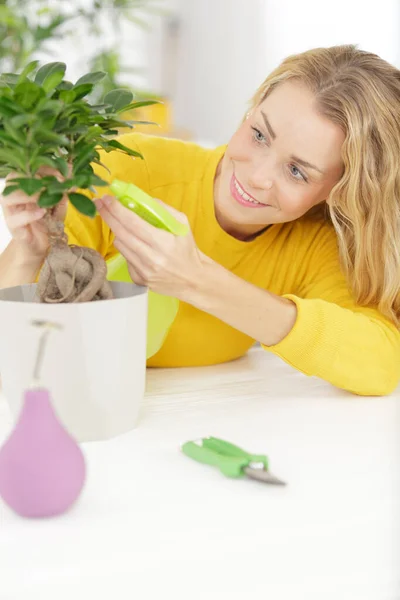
top-left (64, 132), bottom-right (400, 395)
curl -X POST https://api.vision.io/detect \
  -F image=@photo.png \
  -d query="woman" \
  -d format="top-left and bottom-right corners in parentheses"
top-left (1, 45), bottom-right (400, 396)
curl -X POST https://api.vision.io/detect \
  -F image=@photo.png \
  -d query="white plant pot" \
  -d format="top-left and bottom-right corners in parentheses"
top-left (0, 282), bottom-right (148, 442)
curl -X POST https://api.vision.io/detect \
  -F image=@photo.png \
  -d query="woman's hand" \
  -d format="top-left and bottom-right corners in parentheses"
top-left (94, 194), bottom-right (208, 300)
top-left (95, 193), bottom-right (297, 348)
top-left (0, 169), bottom-right (68, 264)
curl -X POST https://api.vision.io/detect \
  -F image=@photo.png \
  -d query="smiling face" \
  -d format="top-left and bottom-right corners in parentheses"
top-left (214, 81), bottom-right (346, 240)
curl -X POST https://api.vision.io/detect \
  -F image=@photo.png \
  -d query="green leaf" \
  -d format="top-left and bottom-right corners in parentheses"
top-left (33, 130), bottom-right (69, 146)
top-left (75, 71), bottom-right (106, 86)
top-left (117, 99), bottom-right (160, 113)
top-left (0, 97), bottom-right (22, 117)
top-left (89, 174), bottom-right (108, 187)
top-left (0, 74), bottom-right (19, 87)
top-left (59, 89), bottom-right (76, 103)
top-left (10, 114), bottom-right (37, 128)
top-left (68, 192), bottom-right (96, 217)
top-left (69, 173), bottom-right (92, 188)
top-left (30, 155), bottom-right (61, 173)
top-left (72, 84), bottom-right (94, 100)
top-left (43, 71), bottom-right (67, 94)
top-left (34, 62), bottom-right (66, 91)
top-left (86, 114), bottom-right (106, 125)
top-left (82, 125), bottom-right (104, 140)
top-left (101, 139), bottom-right (142, 157)
top-left (126, 120), bottom-right (158, 127)
top-left (73, 144), bottom-right (98, 173)
top-left (90, 103), bottom-right (112, 111)
top-left (0, 130), bottom-right (23, 147)
top-left (63, 101), bottom-right (91, 116)
top-left (46, 179), bottom-right (71, 195)
top-left (2, 184), bottom-right (20, 196)
top-left (38, 175), bottom-right (61, 187)
top-left (14, 81), bottom-right (45, 110)
top-left (0, 148), bottom-right (27, 171)
top-left (104, 89), bottom-right (133, 113)
top-left (57, 81), bottom-right (73, 91)
top-left (18, 60), bottom-right (40, 82)
top-left (36, 99), bottom-right (64, 115)
top-left (52, 117), bottom-right (70, 131)
top-left (4, 121), bottom-right (27, 144)
top-left (101, 129), bottom-right (119, 137)
top-left (11, 177), bottom-right (44, 195)
top-left (96, 118), bottom-right (133, 130)
top-left (52, 157), bottom-right (70, 177)
top-left (38, 190), bottom-right (63, 208)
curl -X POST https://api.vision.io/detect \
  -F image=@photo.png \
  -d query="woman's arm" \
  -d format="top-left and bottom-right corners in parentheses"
top-left (186, 257), bottom-right (400, 396)
top-left (185, 255), bottom-right (298, 346)
top-left (95, 194), bottom-right (400, 397)
top-left (0, 241), bottom-right (44, 289)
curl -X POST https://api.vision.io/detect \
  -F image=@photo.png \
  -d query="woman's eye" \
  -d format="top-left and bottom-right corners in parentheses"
top-left (251, 127), bottom-right (267, 144)
top-left (289, 164), bottom-right (307, 182)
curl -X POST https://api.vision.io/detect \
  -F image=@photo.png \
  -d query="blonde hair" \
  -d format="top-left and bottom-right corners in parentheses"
top-left (248, 45), bottom-right (400, 327)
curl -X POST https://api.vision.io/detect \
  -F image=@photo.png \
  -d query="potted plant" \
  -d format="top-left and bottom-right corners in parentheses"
top-left (0, 61), bottom-right (173, 441)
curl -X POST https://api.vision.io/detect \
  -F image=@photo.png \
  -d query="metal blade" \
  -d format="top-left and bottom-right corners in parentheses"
top-left (244, 466), bottom-right (286, 486)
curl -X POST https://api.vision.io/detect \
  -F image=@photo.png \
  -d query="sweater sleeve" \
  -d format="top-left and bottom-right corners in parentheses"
top-left (263, 225), bottom-right (400, 396)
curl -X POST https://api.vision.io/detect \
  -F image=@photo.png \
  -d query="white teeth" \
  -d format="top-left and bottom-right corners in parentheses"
top-left (234, 179), bottom-right (261, 204)
top-left (234, 180), bottom-right (244, 196)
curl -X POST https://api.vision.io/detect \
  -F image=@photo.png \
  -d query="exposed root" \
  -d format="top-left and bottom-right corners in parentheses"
top-left (37, 210), bottom-right (114, 304)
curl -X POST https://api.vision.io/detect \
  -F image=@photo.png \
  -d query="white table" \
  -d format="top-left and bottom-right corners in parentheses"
top-left (0, 347), bottom-right (399, 600)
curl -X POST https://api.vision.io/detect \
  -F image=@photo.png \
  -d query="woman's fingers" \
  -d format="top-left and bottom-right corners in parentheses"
top-left (1, 191), bottom-right (40, 212)
top-left (2, 168), bottom-right (68, 213)
top-left (114, 238), bottom-right (146, 286)
top-left (114, 235), bottom-right (145, 265)
top-left (7, 206), bottom-right (46, 233)
top-left (95, 195), bottom-right (164, 245)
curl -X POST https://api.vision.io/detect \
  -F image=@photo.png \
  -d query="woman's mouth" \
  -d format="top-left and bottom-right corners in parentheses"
top-left (230, 175), bottom-right (268, 208)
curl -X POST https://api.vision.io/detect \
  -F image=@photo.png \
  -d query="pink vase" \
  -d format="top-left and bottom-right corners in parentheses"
top-left (0, 387), bottom-right (86, 518)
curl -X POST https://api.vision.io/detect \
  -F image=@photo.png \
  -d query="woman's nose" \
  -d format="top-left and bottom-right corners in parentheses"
top-left (247, 163), bottom-right (274, 191)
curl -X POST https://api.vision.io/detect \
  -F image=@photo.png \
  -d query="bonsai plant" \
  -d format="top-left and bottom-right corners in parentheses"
top-left (0, 60), bottom-right (157, 303)
top-left (0, 60), bottom-right (179, 442)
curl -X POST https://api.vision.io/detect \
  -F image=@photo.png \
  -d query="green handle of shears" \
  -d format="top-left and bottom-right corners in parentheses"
top-left (181, 441), bottom-right (247, 478)
top-left (181, 437), bottom-right (269, 478)
top-left (202, 437), bottom-right (269, 470)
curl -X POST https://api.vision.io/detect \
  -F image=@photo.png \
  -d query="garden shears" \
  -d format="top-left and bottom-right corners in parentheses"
top-left (181, 437), bottom-right (286, 486)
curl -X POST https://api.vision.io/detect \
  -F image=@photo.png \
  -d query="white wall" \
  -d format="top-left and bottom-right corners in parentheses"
top-left (156, 0), bottom-right (400, 145)
top-left (262, 0), bottom-right (400, 74)
top-left (162, 0), bottom-right (267, 145)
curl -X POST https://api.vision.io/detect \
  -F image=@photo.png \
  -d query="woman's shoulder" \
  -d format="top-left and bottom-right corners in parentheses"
top-left (115, 132), bottom-right (221, 191)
